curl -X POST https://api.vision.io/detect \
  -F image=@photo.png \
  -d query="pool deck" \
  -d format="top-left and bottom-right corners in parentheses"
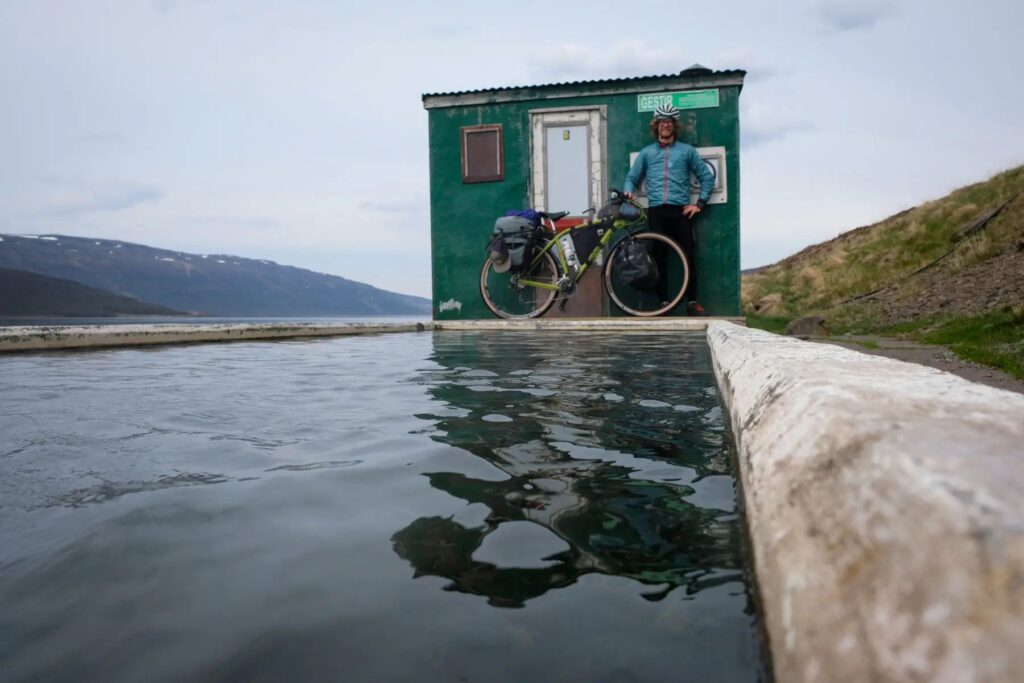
top-left (0, 318), bottom-right (744, 352)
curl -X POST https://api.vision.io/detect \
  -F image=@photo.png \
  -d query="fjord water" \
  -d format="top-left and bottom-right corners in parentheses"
top-left (0, 331), bottom-right (760, 682)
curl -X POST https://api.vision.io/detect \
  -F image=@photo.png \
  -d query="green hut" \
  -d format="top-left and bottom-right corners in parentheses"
top-left (422, 66), bottom-right (745, 319)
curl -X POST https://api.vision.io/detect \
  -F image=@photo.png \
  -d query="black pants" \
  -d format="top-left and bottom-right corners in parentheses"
top-left (648, 204), bottom-right (697, 303)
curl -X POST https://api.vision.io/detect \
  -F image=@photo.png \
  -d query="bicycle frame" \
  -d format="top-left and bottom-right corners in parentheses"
top-left (515, 207), bottom-right (646, 292)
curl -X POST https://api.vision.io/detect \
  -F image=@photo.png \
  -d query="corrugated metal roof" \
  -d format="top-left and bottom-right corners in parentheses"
top-left (421, 67), bottom-right (746, 100)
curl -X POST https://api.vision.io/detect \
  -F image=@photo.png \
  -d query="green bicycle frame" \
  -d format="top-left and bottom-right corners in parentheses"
top-left (516, 213), bottom-right (646, 291)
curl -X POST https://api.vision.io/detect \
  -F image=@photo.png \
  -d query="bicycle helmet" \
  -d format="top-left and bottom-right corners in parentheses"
top-left (653, 103), bottom-right (680, 120)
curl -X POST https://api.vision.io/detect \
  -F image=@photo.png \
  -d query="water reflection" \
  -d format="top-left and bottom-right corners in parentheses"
top-left (394, 331), bottom-right (745, 608)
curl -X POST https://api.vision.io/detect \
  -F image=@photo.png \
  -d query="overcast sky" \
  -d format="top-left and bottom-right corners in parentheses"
top-left (2, 0), bottom-right (1022, 297)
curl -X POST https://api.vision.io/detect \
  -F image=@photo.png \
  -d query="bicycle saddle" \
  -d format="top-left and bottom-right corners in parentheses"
top-left (537, 210), bottom-right (570, 221)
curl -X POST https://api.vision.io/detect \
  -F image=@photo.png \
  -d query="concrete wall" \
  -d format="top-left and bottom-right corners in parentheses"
top-left (708, 321), bottom-right (1024, 683)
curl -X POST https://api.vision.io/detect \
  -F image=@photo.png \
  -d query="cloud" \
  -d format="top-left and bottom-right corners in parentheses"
top-left (812, 1), bottom-right (896, 32)
top-left (741, 101), bottom-right (815, 149)
top-left (712, 50), bottom-right (790, 84)
top-left (526, 41), bottom-right (783, 89)
top-left (35, 181), bottom-right (163, 216)
top-left (186, 215), bottom-right (280, 230)
top-left (527, 40), bottom-right (687, 83)
top-left (358, 199), bottom-right (425, 216)
top-left (152, 0), bottom-right (211, 13)
top-left (743, 119), bottom-right (815, 149)
top-left (81, 131), bottom-right (130, 147)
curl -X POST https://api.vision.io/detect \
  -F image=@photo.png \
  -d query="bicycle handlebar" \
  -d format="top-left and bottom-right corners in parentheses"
top-left (608, 187), bottom-right (642, 207)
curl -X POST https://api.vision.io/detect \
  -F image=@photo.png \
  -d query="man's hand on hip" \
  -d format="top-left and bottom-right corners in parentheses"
top-left (682, 205), bottom-right (701, 218)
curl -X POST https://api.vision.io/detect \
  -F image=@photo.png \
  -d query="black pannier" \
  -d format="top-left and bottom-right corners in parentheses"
top-left (488, 216), bottom-right (538, 273)
top-left (613, 238), bottom-right (660, 288)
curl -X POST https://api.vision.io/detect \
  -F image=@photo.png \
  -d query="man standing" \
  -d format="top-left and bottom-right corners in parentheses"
top-left (623, 103), bottom-right (714, 315)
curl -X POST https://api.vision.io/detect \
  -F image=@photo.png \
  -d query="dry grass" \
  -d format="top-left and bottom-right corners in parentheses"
top-left (950, 203), bottom-right (979, 222)
top-left (742, 165), bottom-right (1024, 321)
top-left (742, 166), bottom-right (1024, 378)
top-left (948, 233), bottom-right (993, 271)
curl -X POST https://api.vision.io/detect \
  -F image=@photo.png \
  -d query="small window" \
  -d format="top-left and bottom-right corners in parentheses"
top-left (461, 125), bottom-right (504, 183)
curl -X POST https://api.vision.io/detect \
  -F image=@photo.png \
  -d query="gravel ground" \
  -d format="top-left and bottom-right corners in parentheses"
top-left (864, 239), bottom-right (1024, 326)
top-left (815, 335), bottom-right (1024, 395)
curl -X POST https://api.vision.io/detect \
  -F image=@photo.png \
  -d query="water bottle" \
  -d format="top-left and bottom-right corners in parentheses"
top-left (559, 234), bottom-right (579, 270)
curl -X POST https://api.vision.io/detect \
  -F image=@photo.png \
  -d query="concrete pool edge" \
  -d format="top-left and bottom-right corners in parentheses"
top-left (707, 321), bottom-right (1024, 683)
top-left (0, 318), bottom-right (743, 352)
top-left (432, 317), bottom-right (745, 331)
top-left (0, 322), bottom-right (429, 352)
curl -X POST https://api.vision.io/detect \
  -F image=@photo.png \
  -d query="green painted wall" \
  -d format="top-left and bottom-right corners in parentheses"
top-left (426, 79), bottom-right (742, 319)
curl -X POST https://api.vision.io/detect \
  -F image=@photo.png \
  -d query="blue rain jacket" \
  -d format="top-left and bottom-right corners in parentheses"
top-left (624, 140), bottom-right (714, 207)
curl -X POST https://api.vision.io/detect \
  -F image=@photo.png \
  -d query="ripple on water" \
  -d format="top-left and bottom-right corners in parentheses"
top-left (264, 459), bottom-right (363, 472)
top-left (638, 399), bottom-right (672, 408)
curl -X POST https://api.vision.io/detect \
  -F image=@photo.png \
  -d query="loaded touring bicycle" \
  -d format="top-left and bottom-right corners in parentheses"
top-left (480, 189), bottom-right (691, 319)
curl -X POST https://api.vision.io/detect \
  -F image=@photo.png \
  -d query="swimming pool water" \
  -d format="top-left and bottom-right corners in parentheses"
top-left (0, 330), bottom-right (761, 682)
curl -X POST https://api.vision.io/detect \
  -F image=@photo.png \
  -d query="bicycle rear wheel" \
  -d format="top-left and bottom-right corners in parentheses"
top-left (604, 233), bottom-right (689, 317)
top-left (480, 250), bottom-right (560, 319)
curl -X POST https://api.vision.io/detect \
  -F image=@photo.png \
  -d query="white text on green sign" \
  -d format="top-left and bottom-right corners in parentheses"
top-left (637, 89), bottom-right (720, 112)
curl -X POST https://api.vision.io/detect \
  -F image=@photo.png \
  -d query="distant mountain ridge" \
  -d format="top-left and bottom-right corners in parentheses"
top-left (0, 267), bottom-right (185, 317)
top-left (0, 234), bottom-right (431, 316)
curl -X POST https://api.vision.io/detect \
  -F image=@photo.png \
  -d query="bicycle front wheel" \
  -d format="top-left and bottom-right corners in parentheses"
top-left (604, 233), bottom-right (689, 317)
top-left (480, 250), bottom-right (560, 319)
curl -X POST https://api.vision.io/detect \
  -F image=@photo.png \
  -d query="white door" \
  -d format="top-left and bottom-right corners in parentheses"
top-left (545, 125), bottom-right (589, 214)
top-left (530, 108), bottom-right (606, 217)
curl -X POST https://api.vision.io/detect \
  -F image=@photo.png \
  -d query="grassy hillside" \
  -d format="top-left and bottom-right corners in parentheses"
top-left (742, 165), bottom-right (1024, 378)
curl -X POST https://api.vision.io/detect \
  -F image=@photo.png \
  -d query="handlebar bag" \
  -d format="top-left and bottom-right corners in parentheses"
top-left (597, 200), bottom-right (641, 221)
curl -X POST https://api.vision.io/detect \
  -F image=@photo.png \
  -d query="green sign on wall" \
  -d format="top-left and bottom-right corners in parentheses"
top-left (637, 89), bottom-right (720, 112)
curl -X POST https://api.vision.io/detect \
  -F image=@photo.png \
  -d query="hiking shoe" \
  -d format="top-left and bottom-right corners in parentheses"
top-left (686, 301), bottom-right (706, 316)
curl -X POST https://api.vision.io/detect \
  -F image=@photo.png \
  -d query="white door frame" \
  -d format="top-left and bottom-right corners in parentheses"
top-left (529, 106), bottom-right (607, 216)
